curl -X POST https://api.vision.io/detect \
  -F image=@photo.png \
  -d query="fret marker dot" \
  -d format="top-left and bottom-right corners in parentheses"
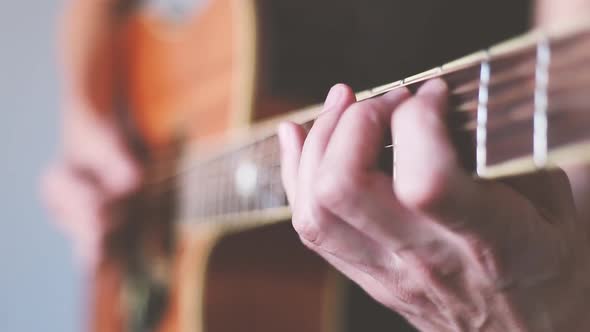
top-left (235, 161), bottom-right (258, 197)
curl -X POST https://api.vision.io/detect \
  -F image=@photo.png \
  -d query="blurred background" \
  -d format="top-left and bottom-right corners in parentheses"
top-left (0, 1), bottom-right (82, 331)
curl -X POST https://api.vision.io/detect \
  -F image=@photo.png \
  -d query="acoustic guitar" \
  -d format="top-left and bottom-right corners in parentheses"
top-left (83, 0), bottom-right (580, 331)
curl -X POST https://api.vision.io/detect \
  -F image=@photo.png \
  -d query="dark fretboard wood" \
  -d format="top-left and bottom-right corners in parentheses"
top-left (176, 20), bottom-right (590, 228)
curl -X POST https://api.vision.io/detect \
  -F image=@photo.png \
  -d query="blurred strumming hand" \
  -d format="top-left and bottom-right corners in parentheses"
top-left (41, 0), bottom-right (140, 269)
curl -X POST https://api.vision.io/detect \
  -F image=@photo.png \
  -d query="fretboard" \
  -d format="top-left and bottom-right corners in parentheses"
top-left (178, 19), bottom-right (590, 229)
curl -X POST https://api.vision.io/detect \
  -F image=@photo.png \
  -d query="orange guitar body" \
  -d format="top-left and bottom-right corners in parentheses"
top-left (90, 1), bottom-right (530, 331)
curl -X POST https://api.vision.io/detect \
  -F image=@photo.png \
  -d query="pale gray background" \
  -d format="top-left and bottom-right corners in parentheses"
top-left (0, 1), bottom-right (82, 331)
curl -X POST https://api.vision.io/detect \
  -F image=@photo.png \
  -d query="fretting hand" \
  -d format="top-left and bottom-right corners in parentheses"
top-left (278, 79), bottom-right (590, 331)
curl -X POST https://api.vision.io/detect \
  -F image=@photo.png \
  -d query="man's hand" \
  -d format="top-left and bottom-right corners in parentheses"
top-left (278, 79), bottom-right (590, 331)
top-left (41, 99), bottom-right (140, 270)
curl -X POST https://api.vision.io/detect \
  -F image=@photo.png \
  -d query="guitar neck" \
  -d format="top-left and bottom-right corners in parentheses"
top-left (177, 19), bottom-right (590, 229)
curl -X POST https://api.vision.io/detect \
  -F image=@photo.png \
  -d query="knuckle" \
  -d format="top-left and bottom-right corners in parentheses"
top-left (291, 205), bottom-right (328, 247)
top-left (291, 212), bottom-right (318, 244)
top-left (401, 241), bottom-right (463, 286)
top-left (462, 235), bottom-right (503, 280)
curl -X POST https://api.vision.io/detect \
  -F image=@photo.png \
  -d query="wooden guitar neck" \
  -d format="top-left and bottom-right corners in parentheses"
top-left (176, 18), bottom-right (590, 230)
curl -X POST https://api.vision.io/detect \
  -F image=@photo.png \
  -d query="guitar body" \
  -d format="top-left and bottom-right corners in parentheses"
top-left (167, 224), bottom-right (341, 332)
top-left (97, 1), bottom-right (406, 331)
top-left (92, 0), bottom-right (530, 331)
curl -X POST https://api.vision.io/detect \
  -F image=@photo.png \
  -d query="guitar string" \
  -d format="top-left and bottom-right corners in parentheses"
top-left (145, 55), bottom-right (590, 192)
top-left (125, 25), bottom-right (590, 157)
top-left (154, 29), bottom-right (590, 222)
top-left (184, 90), bottom-right (590, 221)
top-left (139, 37), bottom-right (590, 183)
top-left (144, 81), bottom-right (586, 192)
top-left (132, 37), bottom-right (590, 221)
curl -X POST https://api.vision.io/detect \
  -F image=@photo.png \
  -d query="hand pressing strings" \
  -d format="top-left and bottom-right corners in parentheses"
top-left (278, 79), bottom-right (590, 332)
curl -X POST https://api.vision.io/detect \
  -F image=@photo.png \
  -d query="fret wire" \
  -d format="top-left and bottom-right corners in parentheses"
top-left (176, 25), bottom-right (590, 224)
top-left (214, 160), bottom-right (220, 217)
top-left (256, 140), bottom-right (264, 210)
top-left (205, 163), bottom-right (213, 218)
top-left (221, 159), bottom-right (229, 216)
top-left (534, 37), bottom-right (551, 169)
top-left (263, 142), bottom-right (271, 209)
top-left (228, 153), bottom-right (237, 215)
top-left (197, 166), bottom-right (204, 218)
top-left (200, 170), bottom-right (206, 218)
top-left (236, 148), bottom-right (245, 214)
top-left (476, 53), bottom-right (491, 176)
top-left (220, 160), bottom-right (226, 216)
top-left (271, 140), bottom-right (282, 207)
top-left (197, 170), bottom-right (204, 218)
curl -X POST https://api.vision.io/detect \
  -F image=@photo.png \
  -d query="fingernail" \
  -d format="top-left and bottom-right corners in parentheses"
top-left (323, 84), bottom-right (344, 109)
top-left (417, 79), bottom-right (447, 99)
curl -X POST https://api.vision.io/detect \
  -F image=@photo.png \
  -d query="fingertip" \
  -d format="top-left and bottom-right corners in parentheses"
top-left (417, 78), bottom-right (448, 95)
top-left (416, 79), bottom-right (449, 109)
top-left (330, 83), bottom-right (354, 97)
top-left (336, 83), bottom-right (356, 101)
top-left (323, 84), bottom-right (356, 110)
top-left (324, 85), bottom-right (344, 108)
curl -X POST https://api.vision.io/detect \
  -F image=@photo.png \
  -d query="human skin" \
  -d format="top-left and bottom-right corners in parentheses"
top-left (276, 4), bottom-right (590, 330)
top-left (43, 0), bottom-right (590, 328)
top-left (278, 80), bottom-right (590, 331)
top-left (536, 0), bottom-right (590, 28)
top-left (43, 0), bottom-right (590, 278)
top-left (41, 0), bottom-right (139, 269)
top-left (536, 0), bottom-right (590, 241)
